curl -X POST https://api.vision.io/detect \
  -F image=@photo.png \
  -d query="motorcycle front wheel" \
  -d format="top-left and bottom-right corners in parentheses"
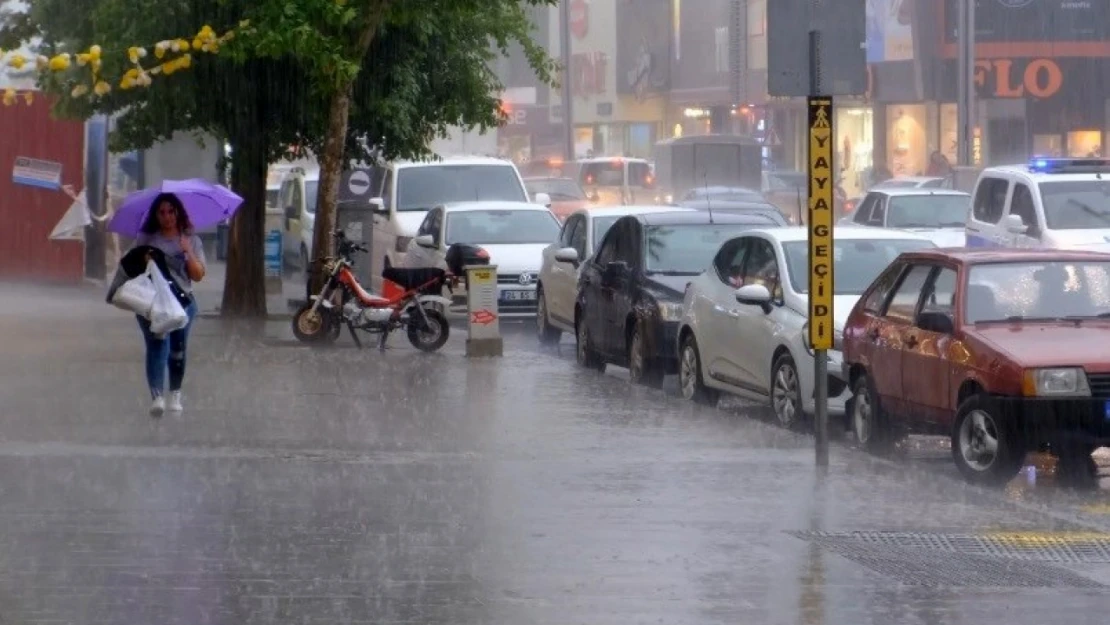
top-left (407, 307), bottom-right (450, 352)
top-left (292, 303), bottom-right (340, 345)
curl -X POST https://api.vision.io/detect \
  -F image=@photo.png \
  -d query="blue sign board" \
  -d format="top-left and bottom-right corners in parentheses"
top-left (264, 229), bottom-right (282, 278)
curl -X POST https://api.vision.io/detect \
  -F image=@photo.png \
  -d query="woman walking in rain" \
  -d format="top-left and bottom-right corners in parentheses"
top-left (131, 193), bottom-right (207, 415)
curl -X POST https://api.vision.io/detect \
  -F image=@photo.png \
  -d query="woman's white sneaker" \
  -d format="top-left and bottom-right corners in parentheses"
top-left (167, 391), bottom-right (183, 412)
top-left (150, 395), bottom-right (165, 416)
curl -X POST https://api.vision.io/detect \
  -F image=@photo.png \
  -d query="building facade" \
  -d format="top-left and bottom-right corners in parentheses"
top-left (497, 0), bottom-right (1110, 175)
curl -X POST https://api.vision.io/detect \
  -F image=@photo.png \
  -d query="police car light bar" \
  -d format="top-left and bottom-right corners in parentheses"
top-left (1028, 157), bottom-right (1110, 174)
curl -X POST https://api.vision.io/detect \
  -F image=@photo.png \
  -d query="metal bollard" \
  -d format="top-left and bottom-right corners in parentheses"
top-left (465, 264), bottom-right (503, 357)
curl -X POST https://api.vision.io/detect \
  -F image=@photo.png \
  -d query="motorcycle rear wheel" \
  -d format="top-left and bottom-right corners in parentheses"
top-left (292, 303), bottom-right (340, 345)
top-left (407, 308), bottom-right (450, 352)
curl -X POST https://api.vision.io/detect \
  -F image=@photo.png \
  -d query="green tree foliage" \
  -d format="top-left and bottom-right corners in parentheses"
top-left (0, 0), bottom-right (556, 316)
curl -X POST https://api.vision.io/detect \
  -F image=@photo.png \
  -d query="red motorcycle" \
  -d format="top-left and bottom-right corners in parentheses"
top-left (292, 230), bottom-right (464, 351)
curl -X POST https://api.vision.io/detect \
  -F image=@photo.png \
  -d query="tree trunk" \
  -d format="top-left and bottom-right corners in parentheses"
top-left (308, 84), bottom-right (353, 295)
top-left (308, 3), bottom-right (390, 294)
top-left (220, 141), bottom-right (269, 317)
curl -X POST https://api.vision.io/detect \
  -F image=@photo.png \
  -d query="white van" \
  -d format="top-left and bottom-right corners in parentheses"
top-left (965, 158), bottom-right (1110, 251)
top-left (278, 166), bottom-right (320, 269)
top-left (367, 156), bottom-right (547, 289)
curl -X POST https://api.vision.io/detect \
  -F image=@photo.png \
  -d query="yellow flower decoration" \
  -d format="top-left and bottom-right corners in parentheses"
top-left (127, 46), bottom-right (146, 64)
top-left (0, 23), bottom-right (235, 103)
top-left (47, 53), bottom-right (70, 71)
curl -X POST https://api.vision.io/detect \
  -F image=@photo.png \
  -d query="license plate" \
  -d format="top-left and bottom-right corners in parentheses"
top-left (500, 289), bottom-right (536, 301)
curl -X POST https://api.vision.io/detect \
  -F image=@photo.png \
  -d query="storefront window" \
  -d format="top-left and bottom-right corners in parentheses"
top-left (1067, 130), bottom-right (1102, 157)
top-left (834, 107), bottom-right (874, 198)
top-left (939, 104), bottom-right (958, 166)
top-left (598, 124), bottom-right (625, 156)
top-left (627, 123), bottom-right (655, 158)
top-left (574, 127), bottom-right (594, 158)
top-left (497, 136), bottom-right (532, 164)
top-left (1033, 134), bottom-right (1065, 157)
top-left (886, 104), bottom-right (928, 178)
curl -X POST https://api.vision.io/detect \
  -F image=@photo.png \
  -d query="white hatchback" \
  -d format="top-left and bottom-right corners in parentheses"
top-left (535, 205), bottom-right (693, 342)
top-left (675, 227), bottom-right (936, 427)
top-left (406, 201), bottom-right (562, 318)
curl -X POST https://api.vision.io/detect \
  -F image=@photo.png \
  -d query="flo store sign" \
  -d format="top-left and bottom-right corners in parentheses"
top-left (974, 58), bottom-right (1064, 99)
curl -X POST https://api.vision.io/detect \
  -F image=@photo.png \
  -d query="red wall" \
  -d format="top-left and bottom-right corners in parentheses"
top-left (0, 91), bottom-right (86, 282)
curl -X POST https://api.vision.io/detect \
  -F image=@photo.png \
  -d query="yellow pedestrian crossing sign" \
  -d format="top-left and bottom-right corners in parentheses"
top-left (807, 96), bottom-right (834, 350)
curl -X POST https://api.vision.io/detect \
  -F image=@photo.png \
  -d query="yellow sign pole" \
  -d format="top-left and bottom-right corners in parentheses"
top-left (807, 95), bottom-right (834, 468)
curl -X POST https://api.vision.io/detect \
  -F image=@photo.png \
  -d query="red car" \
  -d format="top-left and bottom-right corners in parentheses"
top-left (841, 248), bottom-right (1110, 486)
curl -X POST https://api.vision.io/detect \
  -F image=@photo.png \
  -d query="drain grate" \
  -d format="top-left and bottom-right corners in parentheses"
top-left (792, 530), bottom-right (1110, 563)
top-left (790, 531), bottom-right (1110, 588)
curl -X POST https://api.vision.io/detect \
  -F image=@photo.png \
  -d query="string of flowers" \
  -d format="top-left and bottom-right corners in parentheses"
top-left (0, 21), bottom-right (248, 106)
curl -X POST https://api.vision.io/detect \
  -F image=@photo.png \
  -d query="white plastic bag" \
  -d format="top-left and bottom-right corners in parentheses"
top-left (111, 260), bottom-right (157, 317)
top-left (149, 266), bottom-right (189, 335)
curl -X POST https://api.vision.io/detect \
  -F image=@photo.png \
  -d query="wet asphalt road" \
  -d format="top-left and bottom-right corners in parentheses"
top-left (3, 282), bottom-right (1110, 624)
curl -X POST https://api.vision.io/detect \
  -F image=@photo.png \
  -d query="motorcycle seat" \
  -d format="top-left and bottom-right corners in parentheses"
top-left (381, 267), bottom-right (446, 291)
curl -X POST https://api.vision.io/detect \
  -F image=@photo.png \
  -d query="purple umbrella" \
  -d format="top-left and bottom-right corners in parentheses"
top-left (107, 178), bottom-right (244, 236)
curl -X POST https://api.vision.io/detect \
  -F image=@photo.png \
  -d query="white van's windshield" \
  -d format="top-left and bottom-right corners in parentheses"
top-left (304, 181), bottom-right (318, 215)
top-left (396, 165), bottom-right (527, 211)
top-left (1040, 181), bottom-right (1110, 230)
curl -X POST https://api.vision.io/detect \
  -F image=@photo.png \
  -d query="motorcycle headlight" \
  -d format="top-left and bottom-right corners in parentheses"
top-left (395, 236), bottom-right (412, 253)
top-left (1022, 368), bottom-right (1090, 397)
top-left (657, 301), bottom-right (683, 321)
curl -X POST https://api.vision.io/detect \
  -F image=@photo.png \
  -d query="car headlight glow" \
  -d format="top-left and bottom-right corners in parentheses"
top-left (657, 301), bottom-right (683, 321)
top-left (1022, 368), bottom-right (1091, 397)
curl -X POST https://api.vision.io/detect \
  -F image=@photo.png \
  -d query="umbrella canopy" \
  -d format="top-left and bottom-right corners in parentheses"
top-left (107, 179), bottom-right (243, 236)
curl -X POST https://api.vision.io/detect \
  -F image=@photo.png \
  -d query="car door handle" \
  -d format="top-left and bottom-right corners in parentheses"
top-left (903, 334), bottom-right (919, 348)
top-left (726, 308), bottom-right (742, 318)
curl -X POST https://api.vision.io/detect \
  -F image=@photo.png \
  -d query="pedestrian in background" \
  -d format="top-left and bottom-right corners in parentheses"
top-left (131, 193), bottom-right (207, 415)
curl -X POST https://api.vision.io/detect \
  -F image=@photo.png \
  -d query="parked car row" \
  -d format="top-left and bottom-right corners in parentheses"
top-left (397, 156), bottom-right (1110, 488)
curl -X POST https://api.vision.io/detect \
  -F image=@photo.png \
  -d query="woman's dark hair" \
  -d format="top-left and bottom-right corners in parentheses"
top-left (139, 193), bottom-right (193, 235)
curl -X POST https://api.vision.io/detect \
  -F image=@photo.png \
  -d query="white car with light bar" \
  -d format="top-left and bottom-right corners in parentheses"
top-left (536, 205), bottom-right (694, 342)
top-left (405, 202), bottom-right (562, 318)
top-left (966, 157), bottom-right (1110, 252)
top-left (675, 227), bottom-right (936, 427)
top-left (840, 187), bottom-right (970, 247)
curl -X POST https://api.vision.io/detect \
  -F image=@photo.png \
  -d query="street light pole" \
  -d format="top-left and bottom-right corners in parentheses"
top-left (956, 0), bottom-right (976, 166)
top-left (559, 0), bottom-right (575, 162)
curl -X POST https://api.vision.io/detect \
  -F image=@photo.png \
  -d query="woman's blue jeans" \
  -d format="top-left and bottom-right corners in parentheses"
top-left (137, 298), bottom-right (198, 397)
